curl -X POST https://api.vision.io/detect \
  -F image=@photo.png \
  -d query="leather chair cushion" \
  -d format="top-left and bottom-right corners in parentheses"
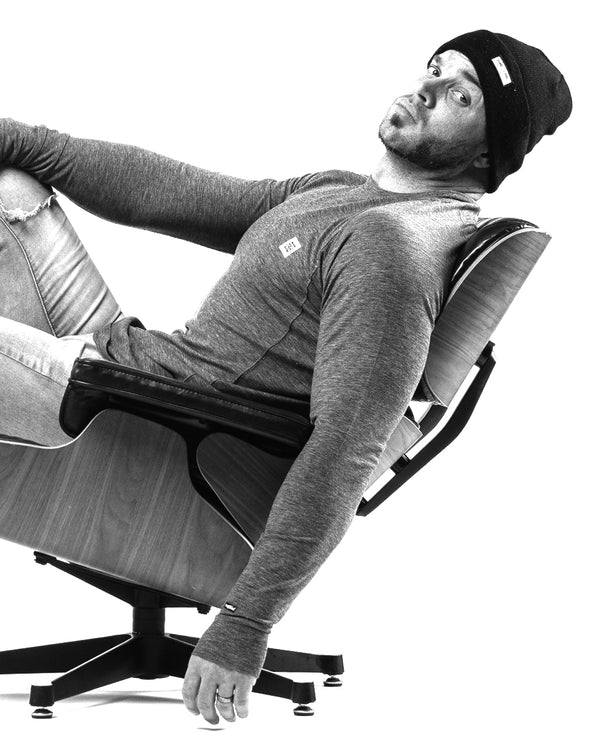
top-left (60, 358), bottom-right (313, 453)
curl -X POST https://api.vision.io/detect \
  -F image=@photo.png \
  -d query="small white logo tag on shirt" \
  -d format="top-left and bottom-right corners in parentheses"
top-left (279, 236), bottom-right (302, 257)
top-left (491, 56), bottom-right (512, 86)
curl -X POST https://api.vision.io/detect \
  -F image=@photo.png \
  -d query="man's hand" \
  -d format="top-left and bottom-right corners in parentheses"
top-left (182, 654), bottom-right (256, 724)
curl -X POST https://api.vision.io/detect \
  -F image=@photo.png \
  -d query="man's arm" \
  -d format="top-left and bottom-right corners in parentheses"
top-left (0, 119), bottom-right (313, 253)
top-left (190, 212), bottom-right (444, 678)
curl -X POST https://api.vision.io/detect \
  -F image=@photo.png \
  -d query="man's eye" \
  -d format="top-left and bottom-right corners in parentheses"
top-left (452, 89), bottom-right (470, 106)
top-left (427, 64), bottom-right (440, 77)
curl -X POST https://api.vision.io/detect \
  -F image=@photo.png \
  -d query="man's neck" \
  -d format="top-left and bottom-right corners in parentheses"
top-left (371, 150), bottom-right (486, 200)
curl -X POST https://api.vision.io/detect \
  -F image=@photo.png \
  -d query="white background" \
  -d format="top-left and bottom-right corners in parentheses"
top-left (0, 1), bottom-right (597, 747)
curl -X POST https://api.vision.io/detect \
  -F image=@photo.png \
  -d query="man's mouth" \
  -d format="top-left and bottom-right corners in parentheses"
top-left (395, 100), bottom-right (416, 123)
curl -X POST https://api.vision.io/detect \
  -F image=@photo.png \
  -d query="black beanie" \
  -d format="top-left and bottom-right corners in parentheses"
top-left (431, 30), bottom-right (572, 192)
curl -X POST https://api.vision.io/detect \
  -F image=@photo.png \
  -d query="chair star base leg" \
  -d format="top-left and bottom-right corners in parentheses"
top-left (257, 647), bottom-right (345, 716)
top-left (264, 646), bottom-right (344, 676)
top-left (25, 623), bottom-right (195, 717)
top-left (254, 668), bottom-right (317, 716)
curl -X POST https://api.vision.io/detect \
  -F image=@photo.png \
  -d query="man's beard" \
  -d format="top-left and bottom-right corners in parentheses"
top-left (378, 121), bottom-right (479, 173)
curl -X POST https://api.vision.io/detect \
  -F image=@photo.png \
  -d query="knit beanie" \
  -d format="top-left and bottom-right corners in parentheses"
top-left (431, 30), bottom-right (572, 192)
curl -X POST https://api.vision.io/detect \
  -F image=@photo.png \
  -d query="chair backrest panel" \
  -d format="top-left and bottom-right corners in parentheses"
top-left (416, 220), bottom-right (550, 407)
top-left (366, 218), bottom-right (550, 489)
top-left (366, 415), bottom-right (423, 487)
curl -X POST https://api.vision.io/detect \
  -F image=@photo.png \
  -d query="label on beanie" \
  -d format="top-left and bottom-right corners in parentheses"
top-left (491, 56), bottom-right (512, 86)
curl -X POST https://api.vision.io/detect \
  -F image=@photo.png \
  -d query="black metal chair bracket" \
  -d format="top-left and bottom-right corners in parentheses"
top-left (356, 341), bottom-right (496, 517)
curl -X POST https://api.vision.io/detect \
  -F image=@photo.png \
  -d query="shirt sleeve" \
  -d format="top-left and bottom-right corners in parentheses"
top-left (0, 118), bottom-right (315, 254)
top-left (191, 211), bottom-right (444, 677)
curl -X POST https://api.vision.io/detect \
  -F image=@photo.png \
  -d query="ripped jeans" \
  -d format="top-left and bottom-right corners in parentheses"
top-left (0, 166), bottom-right (123, 445)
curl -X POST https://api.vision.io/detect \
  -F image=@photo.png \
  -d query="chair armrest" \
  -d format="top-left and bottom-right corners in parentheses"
top-left (59, 358), bottom-right (313, 454)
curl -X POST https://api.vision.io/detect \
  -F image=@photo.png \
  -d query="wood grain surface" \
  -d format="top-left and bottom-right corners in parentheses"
top-left (195, 413), bottom-right (423, 543)
top-left (422, 230), bottom-right (550, 406)
top-left (0, 410), bottom-right (252, 608)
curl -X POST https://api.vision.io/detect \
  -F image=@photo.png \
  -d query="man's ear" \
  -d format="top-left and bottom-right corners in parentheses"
top-left (472, 152), bottom-right (490, 169)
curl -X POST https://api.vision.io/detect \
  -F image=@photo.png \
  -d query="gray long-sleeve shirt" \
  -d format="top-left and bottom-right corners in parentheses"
top-left (0, 120), bottom-right (480, 677)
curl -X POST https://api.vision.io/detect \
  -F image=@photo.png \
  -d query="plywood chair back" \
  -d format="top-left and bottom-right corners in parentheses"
top-left (361, 217), bottom-right (551, 507)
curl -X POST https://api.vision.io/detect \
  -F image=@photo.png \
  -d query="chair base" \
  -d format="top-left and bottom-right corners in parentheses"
top-left (2, 628), bottom-right (341, 719)
top-left (0, 553), bottom-right (344, 718)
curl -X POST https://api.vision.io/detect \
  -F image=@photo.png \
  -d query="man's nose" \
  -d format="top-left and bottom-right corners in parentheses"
top-left (414, 77), bottom-right (437, 108)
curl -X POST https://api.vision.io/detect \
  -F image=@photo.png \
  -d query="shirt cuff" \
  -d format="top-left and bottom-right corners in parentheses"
top-left (191, 612), bottom-right (270, 679)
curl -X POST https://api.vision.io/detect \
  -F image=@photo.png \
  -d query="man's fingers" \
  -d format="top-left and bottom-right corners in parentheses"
top-left (234, 691), bottom-right (250, 719)
top-left (182, 655), bottom-right (256, 724)
top-left (197, 675), bottom-right (220, 724)
top-left (233, 677), bottom-right (254, 719)
top-left (181, 659), bottom-right (202, 715)
top-left (215, 682), bottom-right (236, 722)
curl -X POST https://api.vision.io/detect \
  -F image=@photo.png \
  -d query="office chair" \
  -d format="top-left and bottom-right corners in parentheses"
top-left (0, 176), bottom-right (550, 718)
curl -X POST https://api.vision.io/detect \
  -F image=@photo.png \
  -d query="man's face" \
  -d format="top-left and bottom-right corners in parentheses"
top-left (378, 49), bottom-right (488, 174)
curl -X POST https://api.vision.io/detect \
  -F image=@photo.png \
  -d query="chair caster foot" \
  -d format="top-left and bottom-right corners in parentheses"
top-left (31, 708), bottom-right (53, 720)
top-left (324, 675), bottom-right (342, 687)
top-left (293, 704), bottom-right (314, 716)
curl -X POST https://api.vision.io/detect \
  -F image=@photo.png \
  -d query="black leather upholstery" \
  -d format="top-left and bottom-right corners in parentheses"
top-left (60, 358), bottom-right (313, 455)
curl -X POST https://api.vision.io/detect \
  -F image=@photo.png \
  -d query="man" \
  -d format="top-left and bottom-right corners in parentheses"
top-left (0, 29), bottom-right (571, 724)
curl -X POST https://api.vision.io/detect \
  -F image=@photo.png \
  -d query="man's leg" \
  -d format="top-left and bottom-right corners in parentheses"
top-left (0, 167), bottom-right (122, 445)
top-left (0, 166), bottom-right (122, 335)
top-left (0, 317), bottom-right (94, 445)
